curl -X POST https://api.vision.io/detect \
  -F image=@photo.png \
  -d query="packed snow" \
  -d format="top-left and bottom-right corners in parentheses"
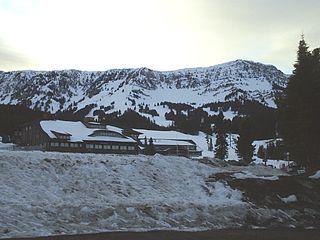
top-left (40, 120), bottom-right (135, 143)
top-left (280, 195), bottom-right (298, 204)
top-left (309, 170), bottom-right (320, 179)
top-left (254, 158), bottom-right (293, 169)
top-left (232, 171), bottom-right (280, 181)
top-left (0, 143), bottom-right (15, 150)
top-left (0, 149), bottom-right (291, 238)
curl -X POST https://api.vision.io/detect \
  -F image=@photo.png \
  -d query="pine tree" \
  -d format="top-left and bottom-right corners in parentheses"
top-left (143, 136), bottom-right (148, 155)
top-left (257, 145), bottom-right (265, 159)
top-left (209, 137), bottom-right (213, 151)
top-left (278, 36), bottom-right (320, 170)
top-left (214, 109), bottom-right (228, 160)
top-left (214, 132), bottom-right (228, 160)
top-left (148, 137), bottom-right (155, 155)
top-left (267, 142), bottom-right (273, 159)
top-left (236, 117), bottom-right (255, 164)
top-left (214, 108), bottom-right (225, 133)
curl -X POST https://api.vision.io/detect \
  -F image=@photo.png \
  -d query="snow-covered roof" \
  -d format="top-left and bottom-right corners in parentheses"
top-left (135, 129), bottom-right (195, 141)
top-left (136, 128), bottom-right (201, 149)
top-left (152, 139), bottom-right (194, 146)
top-left (40, 120), bottom-right (135, 143)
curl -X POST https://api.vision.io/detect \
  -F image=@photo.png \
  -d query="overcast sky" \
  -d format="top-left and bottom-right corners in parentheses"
top-left (0, 0), bottom-right (319, 73)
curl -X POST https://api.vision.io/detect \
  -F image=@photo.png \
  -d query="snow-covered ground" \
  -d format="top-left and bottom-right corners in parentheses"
top-left (253, 139), bottom-right (294, 169)
top-left (0, 143), bottom-right (15, 150)
top-left (0, 149), bottom-right (290, 238)
top-left (309, 170), bottom-right (320, 179)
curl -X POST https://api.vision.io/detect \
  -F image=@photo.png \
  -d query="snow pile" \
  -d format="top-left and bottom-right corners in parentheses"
top-left (0, 150), bottom-right (247, 238)
top-left (0, 143), bottom-right (15, 150)
top-left (227, 165), bottom-right (288, 180)
top-left (233, 171), bottom-right (280, 181)
top-left (309, 170), bottom-right (320, 179)
top-left (280, 195), bottom-right (298, 203)
top-left (254, 158), bottom-right (293, 169)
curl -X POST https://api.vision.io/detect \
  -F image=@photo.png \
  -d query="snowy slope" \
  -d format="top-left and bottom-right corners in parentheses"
top-left (0, 60), bottom-right (287, 126)
top-left (0, 150), bottom-right (293, 238)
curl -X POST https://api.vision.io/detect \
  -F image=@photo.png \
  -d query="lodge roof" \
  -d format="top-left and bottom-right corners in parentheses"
top-left (40, 120), bottom-right (135, 143)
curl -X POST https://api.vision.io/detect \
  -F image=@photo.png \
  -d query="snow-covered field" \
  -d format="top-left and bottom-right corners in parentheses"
top-left (0, 149), bottom-right (290, 238)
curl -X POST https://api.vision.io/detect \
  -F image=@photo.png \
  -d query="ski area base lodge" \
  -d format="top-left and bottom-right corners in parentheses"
top-left (13, 120), bottom-right (202, 157)
top-left (14, 120), bottom-right (139, 154)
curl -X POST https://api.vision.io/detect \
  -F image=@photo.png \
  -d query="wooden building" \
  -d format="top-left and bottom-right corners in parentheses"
top-left (14, 120), bottom-right (138, 154)
top-left (137, 129), bottom-right (202, 157)
top-left (149, 139), bottom-right (202, 157)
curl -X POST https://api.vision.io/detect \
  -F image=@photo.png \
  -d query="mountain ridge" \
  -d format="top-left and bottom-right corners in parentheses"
top-left (0, 59), bottom-right (287, 126)
top-left (0, 59), bottom-right (283, 74)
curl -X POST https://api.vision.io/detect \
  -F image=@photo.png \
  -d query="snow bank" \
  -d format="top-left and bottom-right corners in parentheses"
top-left (309, 170), bottom-right (320, 179)
top-left (227, 164), bottom-right (288, 180)
top-left (280, 195), bottom-right (298, 203)
top-left (233, 171), bottom-right (279, 181)
top-left (0, 143), bottom-right (15, 150)
top-left (254, 158), bottom-right (293, 169)
top-left (0, 150), bottom-right (247, 238)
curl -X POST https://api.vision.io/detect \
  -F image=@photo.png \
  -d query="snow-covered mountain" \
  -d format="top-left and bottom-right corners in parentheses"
top-left (0, 60), bottom-right (287, 126)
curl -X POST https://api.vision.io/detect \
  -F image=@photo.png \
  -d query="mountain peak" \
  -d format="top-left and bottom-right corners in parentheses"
top-left (0, 60), bottom-right (288, 125)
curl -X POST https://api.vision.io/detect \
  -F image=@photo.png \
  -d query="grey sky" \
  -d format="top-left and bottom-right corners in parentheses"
top-left (0, 0), bottom-right (319, 73)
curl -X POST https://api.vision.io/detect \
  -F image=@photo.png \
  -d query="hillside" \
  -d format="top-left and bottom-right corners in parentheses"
top-left (0, 60), bottom-right (287, 127)
top-left (0, 150), bottom-right (319, 238)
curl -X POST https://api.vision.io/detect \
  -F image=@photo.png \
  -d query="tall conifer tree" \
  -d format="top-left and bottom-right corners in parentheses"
top-left (214, 109), bottom-right (228, 160)
top-left (236, 117), bottom-right (255, 164)
top-left (278, 36), bottom-right (320, 170)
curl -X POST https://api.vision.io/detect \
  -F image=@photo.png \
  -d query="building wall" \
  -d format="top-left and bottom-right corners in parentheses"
top-left (19, 122), bottom-right (49, 147)
top-left (47, 140), bottom-right (138, 154)
top-left (153, 144), bottom-right (201, 157)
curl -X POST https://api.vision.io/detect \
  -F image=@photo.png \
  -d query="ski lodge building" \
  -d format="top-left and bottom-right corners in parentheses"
top-left (13, 120), bottom-right (202, 157)
top-left (14, 120), bottom-right (139, 154)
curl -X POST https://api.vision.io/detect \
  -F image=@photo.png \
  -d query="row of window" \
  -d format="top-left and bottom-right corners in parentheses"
top-left (57, 135), bottom-right (70, 140)
top-left (91, 131), bottom-right (122, 137)
top-left (50, 142), bottom-right (135, 151)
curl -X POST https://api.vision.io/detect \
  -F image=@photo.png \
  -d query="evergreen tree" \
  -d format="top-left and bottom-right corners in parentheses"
top-left (266, 142), bottom-right (275, 159)
top-left (214, 132), bottom-right (228, 160)
top-left (214, 109), bottom-right (228, 160)
top-left (209, 137), bottom-right (213, 151)
top-left (278, 36), bottom-right (320, 170)
top-left (236, 117), bottom-right (255, 164)
top-left (214, 108), bottom-right (225, 133)
top-left (143, 136), bottom-right (148, 155)
top-left (257, 145), bottom-right (266, 159)
top-left (148, 137), bottom-right (156, 155)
